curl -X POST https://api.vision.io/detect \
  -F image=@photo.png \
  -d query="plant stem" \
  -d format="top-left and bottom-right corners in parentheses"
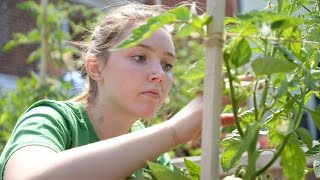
top-left (289, 0), bottom-right (297, 15)
top-left (293, 88), bottom-right (307, 129)
top-left (302, 5), bottom-right (311, 12)
top-left (258, 78), bottom-right (270, 120)
top-left (246, 132), bottom-right (259, 179)
top-left (254, 135), bottom-right (289, 177)
top-left (225, 61), bottom-right (244, 137)
top-left (253, 80), bottom-right (259, 122)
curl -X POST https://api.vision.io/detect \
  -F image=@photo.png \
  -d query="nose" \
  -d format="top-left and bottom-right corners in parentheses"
top-left (148, 63), bottom-right (165, 83)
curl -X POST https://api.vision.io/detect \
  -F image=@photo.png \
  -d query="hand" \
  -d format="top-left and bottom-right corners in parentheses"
top-left (168, 95), bottom-right (236, 144)
top-left (168, 75), bottom-right (259, 145)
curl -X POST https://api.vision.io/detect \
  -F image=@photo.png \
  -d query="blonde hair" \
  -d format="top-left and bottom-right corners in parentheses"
top-left (72, 3), bottom-right (168, 104)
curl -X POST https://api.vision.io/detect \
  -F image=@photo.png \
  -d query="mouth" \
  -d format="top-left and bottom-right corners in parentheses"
top-left (141, 89), bottom-right (161, 100)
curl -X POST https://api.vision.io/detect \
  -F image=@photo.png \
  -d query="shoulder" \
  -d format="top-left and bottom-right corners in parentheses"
top-left (21, 99), bottom-right (82, 121)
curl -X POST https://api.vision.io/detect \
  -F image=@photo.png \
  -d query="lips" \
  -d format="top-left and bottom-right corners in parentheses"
top-left (141, 89), bottom-right (161, 100)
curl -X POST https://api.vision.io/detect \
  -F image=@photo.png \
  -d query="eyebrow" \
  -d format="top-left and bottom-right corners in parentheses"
top-left (137, 44), bottom-right (176, 59)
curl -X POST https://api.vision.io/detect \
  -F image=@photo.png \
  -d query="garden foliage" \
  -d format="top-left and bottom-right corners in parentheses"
top-left (118, 0), bottom-right (320, 179)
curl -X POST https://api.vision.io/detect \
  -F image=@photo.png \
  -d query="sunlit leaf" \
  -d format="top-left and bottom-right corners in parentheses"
top-left (180, 59), bottom-right (204, 80)
top-left (2, 41), bottom-right (16, 52)
top-left (251, 56), bottom-right (298, 75)
top-left (280, 134), bottom-right (306, 180)
top-left (306, 144), bottom-right (320, 157)
top-left (184, 158), bottom-right (200, 180)
top-left (117, 6), bottom-right (191, 48)
top-left (239, 109), bottom-right (255, 129)
top-left (230, 38), bottom-right (252, 67)
top-left (147, 161), bottom-right (189, 180)
top-left (27, 50), bottom-right (41, 63)
top-left (274, 43), bottom-right (301, 64)
top-left (221, 138), bottom-right (241, 172)
top-left (222, 122), bottom-right (260, 172)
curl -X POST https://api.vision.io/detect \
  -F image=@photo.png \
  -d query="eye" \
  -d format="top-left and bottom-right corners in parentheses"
top-left (161, 63), bottom-right (173, 72)
top-left (132, 55), bottom-right (146, 63)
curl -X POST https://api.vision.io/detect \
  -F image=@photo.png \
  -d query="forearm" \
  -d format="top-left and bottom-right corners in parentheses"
top-left (34, 121), bottom-right (176, 180)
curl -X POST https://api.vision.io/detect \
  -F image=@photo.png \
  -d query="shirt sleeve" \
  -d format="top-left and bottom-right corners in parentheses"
top-left (0, 106), bottom-right (71, 179)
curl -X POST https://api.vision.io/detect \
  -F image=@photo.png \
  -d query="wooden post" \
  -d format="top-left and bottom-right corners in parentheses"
top-left (40, 0), bottom-right (48, 86)
top-left (201, 0), bottom-right (225, 179)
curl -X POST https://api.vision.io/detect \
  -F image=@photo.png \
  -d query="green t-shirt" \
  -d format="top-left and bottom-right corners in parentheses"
top-left (0, 99), bottom-right (172, 179)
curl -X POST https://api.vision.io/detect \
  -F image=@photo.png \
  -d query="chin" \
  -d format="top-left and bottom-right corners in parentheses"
top-left (134, 104), bottom-right (162, 120)
top-left (136, 109), bottom-right (157, 121)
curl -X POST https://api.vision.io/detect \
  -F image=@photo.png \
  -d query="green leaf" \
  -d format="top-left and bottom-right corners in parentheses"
top-left (296, 127), bottom-right (313, 149)
top-left (230, 38), bottom-right (252, 67)
top-left (147, 161), bottom-right (189, 180)
top-left (224, 17), bottom-right (239, 25)
top-left (190, 13), bottom-right (211, 29)
top-left (176, 23), bottom-right (198, 37)
top-left (2, 41), bottom-right (16, 52)
top-left (222, 122), bottom-right (260, 172)
top-left (117, 6), bottom-right (190, 48)
top-left (280, 134), bottom-right (306, 180)
top-left (3, 30), bottom-right (41, 53)
top-left (16, 1), bottom-right (40, 15)
top-left (267, 119), bottom-right (283, 147)
top-left (306, 144), bottom-right (320, 157)
top-left (271, 17), bottom-right (303, 30)
top-left (180, 59), bottom-right (204, 80)
top-left (313, 160), bottom-right (320, 178)
top-left (239, 109), bottom-right (255, 129)
top-left (221, 139), bottom-right (241, 172)
top-left (184, 158), bottom-right (200, 180)
top-left (311, 70), bottom-right (320, 79)
top-left (27, 50), bottom-right (41, 63)
top-left (251, 56), bottom-right (298, 75)
top-left (274, 43), bottom-right (301, 64)
top-left (307, 106), bottom-right (320, 129)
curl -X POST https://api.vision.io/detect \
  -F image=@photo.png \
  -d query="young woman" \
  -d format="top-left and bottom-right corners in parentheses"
top-left (0, 3), bottom-right (233, 180)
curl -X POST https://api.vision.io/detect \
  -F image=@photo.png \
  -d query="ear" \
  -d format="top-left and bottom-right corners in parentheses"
top-left (85, 56), bottom-right (104, 81)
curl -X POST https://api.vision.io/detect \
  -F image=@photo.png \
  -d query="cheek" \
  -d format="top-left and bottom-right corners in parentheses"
top-left (164, 74), bottom-right (173, 94)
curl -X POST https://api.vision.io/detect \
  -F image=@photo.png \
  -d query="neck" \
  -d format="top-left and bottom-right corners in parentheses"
top-left (86, 99), bottom-right (137, 140)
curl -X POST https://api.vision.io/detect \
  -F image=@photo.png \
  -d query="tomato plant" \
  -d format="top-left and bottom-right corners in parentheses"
top-left (119, 0), bottom-right (320, 179)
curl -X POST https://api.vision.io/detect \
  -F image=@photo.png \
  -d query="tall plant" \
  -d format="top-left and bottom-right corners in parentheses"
top-left (118, 0), bottom-right (320, 179)
top-left (0, 0), bottom-right (99, 152)
top-left (2, 0), bottom-right (99, 77)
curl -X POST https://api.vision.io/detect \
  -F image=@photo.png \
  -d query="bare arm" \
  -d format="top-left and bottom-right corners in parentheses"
top-left (4, 95), bottom-right (233, 180)
top-left (4, 121), bottom-right (176, 180)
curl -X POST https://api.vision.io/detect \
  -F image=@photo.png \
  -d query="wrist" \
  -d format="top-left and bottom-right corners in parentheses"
top-left (166, 121), bottom-right (179, 147)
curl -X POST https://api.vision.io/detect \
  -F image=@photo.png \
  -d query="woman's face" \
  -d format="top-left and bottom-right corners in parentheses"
top-left (99, 27), bottom-right (175, 120)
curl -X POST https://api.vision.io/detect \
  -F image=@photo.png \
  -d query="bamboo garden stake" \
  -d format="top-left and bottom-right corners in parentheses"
top-left (201, 0), bottom-right (225, 179)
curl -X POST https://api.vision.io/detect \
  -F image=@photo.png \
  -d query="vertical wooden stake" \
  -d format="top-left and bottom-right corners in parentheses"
top-left (40, 0), bottom-right (48, 87)
top-left (201, 0), bottom-right (225, 179)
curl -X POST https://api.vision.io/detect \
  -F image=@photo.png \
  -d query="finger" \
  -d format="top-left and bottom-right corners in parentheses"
top-left (237, 75), bottom-right (254, 81)
top-left (224, 75), bottom-right (254, 83)
top-left (220, 113), bottom-right (239, 127)
top-left (221, 95), bottom-right (248, 106)
top-left (221, 95), bottom-right (232, 105)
